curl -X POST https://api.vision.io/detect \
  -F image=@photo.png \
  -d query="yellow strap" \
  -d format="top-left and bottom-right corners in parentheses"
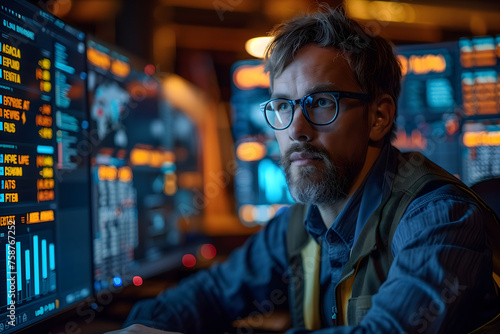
top-left (336, 258), bottom-right (364, 325)
top-left (301, 239), bottom-right (321, 330)
top-left (468, 311), bottom-right (500, 334)
top-left (340, 275), bottom-right (356, 325)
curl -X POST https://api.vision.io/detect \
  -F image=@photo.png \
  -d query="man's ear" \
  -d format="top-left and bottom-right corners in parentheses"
top-left (369, 94), bottom-right (395, 142)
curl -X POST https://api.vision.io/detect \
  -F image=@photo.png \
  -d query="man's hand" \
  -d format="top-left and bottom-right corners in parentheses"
top-left (104, 324), bottom-right (182, 334)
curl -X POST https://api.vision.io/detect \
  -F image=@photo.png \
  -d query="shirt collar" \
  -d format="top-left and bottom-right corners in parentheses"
top-left (304, 143), bottom-right (397, 248)
top-left (352, 142), bottom-right (396, 245)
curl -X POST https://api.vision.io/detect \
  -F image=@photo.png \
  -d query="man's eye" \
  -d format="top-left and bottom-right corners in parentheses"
top-left (277, 102), bottom-right (290, 111)
top-left (315, 98), bottom-right (335, 107)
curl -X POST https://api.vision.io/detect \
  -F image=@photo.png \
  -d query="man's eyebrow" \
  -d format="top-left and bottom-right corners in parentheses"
top-left (306, 83), bottom-right (337, 94)
top-left (270, 91), bottom-right (290, 99)
top-left (270, 83), bottom-right (337, 99)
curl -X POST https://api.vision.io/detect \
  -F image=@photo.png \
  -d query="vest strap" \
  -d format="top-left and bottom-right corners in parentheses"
top-left (301, 239), bottom-right (321, 330)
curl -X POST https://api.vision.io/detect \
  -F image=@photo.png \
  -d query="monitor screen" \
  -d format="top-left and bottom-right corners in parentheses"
top-left (230, 60), bottom-right (293, 226)
top-left (458, 35), bottom-right (500, 186)
top-left (0, 0), bottom-right (92, 332)
top-left (395, 37), bottom-right (500, 186)
top-left (394, 42), bottom-right (462, 178)
top-left (170, 108), bottom-right (203, 222)
top-left (86, 37), bottom-right (183, 293)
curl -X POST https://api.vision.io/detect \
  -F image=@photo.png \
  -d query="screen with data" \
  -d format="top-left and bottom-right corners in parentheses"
top-left (86, 38), bottom-right (182, 293)
top-left (395, 42), bottom-right (462, 177)
top-left (458, 35), bottom-right (500, 186)
top-left (230, 60), bottom-right (293, 226)
top-left (0, 1), bottom-right (92, 333)
top-left (395, 36), bottom-right (500, 186)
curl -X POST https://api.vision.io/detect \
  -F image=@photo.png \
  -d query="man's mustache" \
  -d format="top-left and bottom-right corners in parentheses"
top-left (280, 143), bottom-right (329, 168)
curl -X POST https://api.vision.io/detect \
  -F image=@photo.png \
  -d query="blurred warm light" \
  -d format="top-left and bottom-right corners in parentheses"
top-left (47, 0), bottom-right (72, 17)
top-left (153, 26), bottom-right (176, 72)
top-left (398, 54), bottom-right (447, 77)
top-left (87, 47), bottom-right (111, 71)
top-left (245, 37), bottom-right (273, 59)
top-left (178, 172), bottom-right (203, 189)
top-left (144, 64), bottom-right (156, 76)
top-left (393, 129), bottom-right (427, 151)
top-left (163, 173), bottom-right (177, 196)
top-left (470, 14), bottom-right (488, 36)
top-left (200, 244), bottom-right (217, 260)
top-left (463, 131), bottom-right (500, 148)
top-left (236, 142), bottom-right (267, 162)
top-left (132, 276), bottom-right (143, 286)
top-left (346, 0), bottom-right (415, 23)
top-left (98, 165), bottom-right (118, 181)
top-left (445, 119), bottom-right (459, 136)
top-left (239, 204), bottom-right (256, 224)
top-left (162, 75), bottom-right (207, 125)
top-left (70, 0), bottom-right (122, 21)
top-left (182, 254), bottom-right (196, 268)
top-left (233, 64), bottom-right (269, 90)
top-left (159, 0), bottom-right (258, 12)
top-left (346, 0), bottom-right (500, 33)
top-left (111, 59), bottom-right (130, 78)
top-left (130, 148), bottom-right (175, 167)
top-left (118, 166), bottom-right (133, 182)
top-left (263, 0), bottom-right (309, 21)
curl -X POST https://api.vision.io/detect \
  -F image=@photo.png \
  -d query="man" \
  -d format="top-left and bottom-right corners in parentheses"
top-left (109, 5), bottom-right (500, 334)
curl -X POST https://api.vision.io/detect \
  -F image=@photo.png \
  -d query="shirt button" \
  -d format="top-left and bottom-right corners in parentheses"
top-left (332, 262), bottom-right (342, 268)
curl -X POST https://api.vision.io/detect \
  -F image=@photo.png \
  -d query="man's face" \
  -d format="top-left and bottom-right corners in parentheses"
top-left (272, 44), bottom-right (373, 205)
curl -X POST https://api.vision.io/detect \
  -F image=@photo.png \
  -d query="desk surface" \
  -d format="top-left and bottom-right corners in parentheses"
top-left (21, 276), bottom-right (289, 334)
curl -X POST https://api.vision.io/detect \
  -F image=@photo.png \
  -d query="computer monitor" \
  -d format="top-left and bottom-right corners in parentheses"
top-left (458, 35), bottom-right (500, 186)
top-left (230, 60), bottom-right (293, 226)
top-left (395, 36), bottom-right (500, 186)
top-left (170, 108), bottom-right (203, 222)
top-left (394, 42), bottom-right (462, 178)
top-left (0, 0), bottom-right (92, 332)
top-left (86, 37), bottom-right (186, 293)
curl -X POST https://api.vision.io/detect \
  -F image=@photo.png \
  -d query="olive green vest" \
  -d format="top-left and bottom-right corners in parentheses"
top-left (287, 151), bottom-right (500, 332)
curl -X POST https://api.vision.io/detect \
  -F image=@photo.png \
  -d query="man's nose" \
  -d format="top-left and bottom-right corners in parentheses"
top-left (287, 105), bottom-right (313, 142)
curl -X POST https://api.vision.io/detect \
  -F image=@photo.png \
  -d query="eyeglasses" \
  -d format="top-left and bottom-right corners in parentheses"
top-left (259, 91), bottom-right (369, 130)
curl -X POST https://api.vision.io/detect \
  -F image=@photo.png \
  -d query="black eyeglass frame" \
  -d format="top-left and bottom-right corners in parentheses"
top-left (259, 90), bottom-right (370, 130)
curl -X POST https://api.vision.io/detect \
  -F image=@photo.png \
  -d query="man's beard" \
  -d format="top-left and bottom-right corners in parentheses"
top-left (279, 143), bottom-right (360, 205)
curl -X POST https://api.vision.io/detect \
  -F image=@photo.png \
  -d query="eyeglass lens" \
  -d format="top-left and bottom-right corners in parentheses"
top-left (264, 92), bottom-right (338, 129)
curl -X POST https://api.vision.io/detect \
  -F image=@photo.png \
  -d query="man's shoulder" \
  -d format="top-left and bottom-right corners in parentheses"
top-left (391, 181), bottom-right (493, 255)
top-left (382, 147), bottom-right (495, 236)
top-left (391, 148), bottom-right (497, 222)
top-left (392, 150), bottom-right (484, 210)
top-left (394, 150), bottom-right (453, 180)
top-left (406, 183), bottom-right (481, 213)
top-left (390, 148), bottom-right (465, 196)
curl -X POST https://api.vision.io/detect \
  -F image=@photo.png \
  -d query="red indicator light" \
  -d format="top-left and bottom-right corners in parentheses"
top-left (133, 276), bottom-right (143, 286)
top-left (200, 244), bottom-right (217, 259)
top-left (144, 64), bottom-right (155, 76)
top-left (182, 254), bottom-right (196, 267)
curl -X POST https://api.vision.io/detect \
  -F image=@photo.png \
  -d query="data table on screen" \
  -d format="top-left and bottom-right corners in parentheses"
top-left (0, 1), bottom-right (92, 333)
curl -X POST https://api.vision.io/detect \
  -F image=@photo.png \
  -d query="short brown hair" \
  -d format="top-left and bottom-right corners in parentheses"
top-left (264, 5), bottom-right (401, 141)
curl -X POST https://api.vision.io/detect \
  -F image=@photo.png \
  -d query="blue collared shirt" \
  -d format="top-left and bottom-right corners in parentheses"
top-left (124, 144), bottom-right (500, 333)
top-left (305, 143), bottom-right (394, 326)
